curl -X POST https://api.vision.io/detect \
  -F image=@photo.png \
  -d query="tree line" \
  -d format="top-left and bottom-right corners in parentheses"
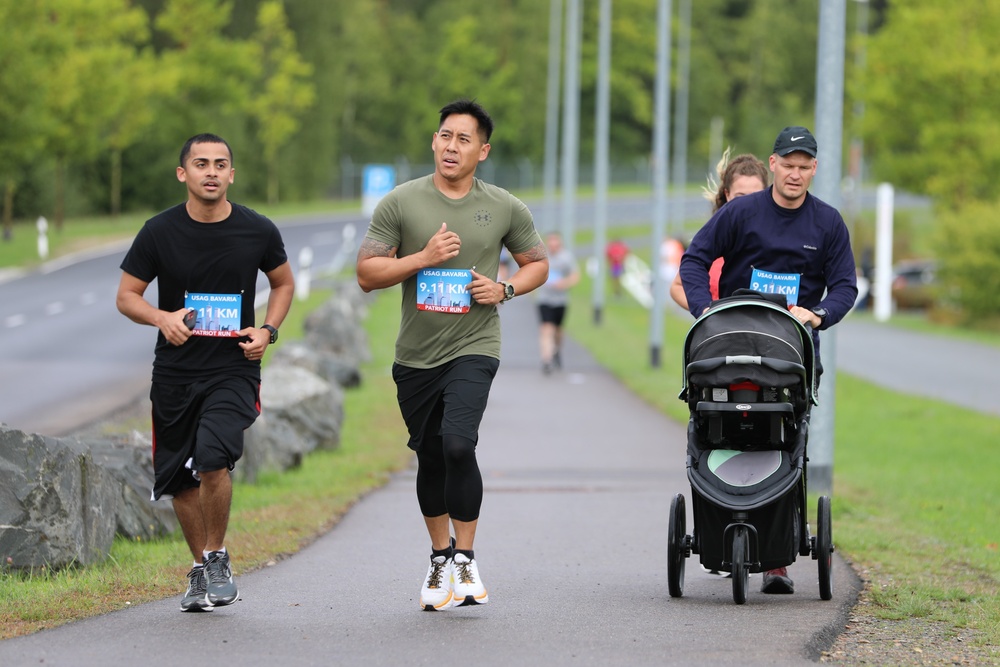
top-left (0, 0), bottom-right (854, 226)
top-left (1, 0), bottom-right (996, 321)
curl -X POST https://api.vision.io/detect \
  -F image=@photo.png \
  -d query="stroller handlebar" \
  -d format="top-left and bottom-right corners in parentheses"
top-left (727, 354), bottom-right (761, 365)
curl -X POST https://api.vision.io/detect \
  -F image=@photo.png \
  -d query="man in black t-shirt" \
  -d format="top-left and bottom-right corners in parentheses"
top-left (117, 133), bottom-right (294, 612)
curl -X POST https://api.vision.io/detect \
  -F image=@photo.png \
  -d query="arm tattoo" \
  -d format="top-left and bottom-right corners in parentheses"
top-left (520, 241), bottom-right (548, 263)
top-left (358, 237), bottom-right (395, 259)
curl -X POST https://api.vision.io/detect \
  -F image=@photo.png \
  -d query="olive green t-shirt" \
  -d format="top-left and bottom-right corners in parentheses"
top-left (365, 175), bottom-right (541, 368)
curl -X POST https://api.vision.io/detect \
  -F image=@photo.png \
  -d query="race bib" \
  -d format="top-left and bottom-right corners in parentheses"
top-left (184, 291), bottom-right (243, 336)
top-left (749, 268), bottom-right (800, 307)
top-left (416, 269), bottom-right (472, 314)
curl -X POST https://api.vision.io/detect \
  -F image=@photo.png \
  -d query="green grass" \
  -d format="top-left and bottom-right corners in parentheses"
top-left (566, 273), bottom-right (1000, 651)
top-left (0, 214), bottom-right (148, 270)
top-left (833, 374), bottom-right (1000, 629)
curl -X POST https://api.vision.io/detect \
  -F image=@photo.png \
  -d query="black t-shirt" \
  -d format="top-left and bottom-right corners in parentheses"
top-left (120, 202), bottom-right (288, 384)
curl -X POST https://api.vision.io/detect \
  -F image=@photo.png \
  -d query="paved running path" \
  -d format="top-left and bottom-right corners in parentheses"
top-left (0, 294), bottom-right (860, 667)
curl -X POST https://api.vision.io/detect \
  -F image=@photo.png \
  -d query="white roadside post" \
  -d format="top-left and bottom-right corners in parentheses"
top-left (297, 246), bottom-right (313, 301)
top-left (37, 216), bottom-right (49, 260)
top-left (873, 183), bottom-right (894, 322)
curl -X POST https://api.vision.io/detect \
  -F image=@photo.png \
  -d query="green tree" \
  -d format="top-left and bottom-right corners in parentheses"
top-left (0, 4), bottom-right (52, 238)
top-left (862, 1), bottom-right (1000, 209)
top-left (103, 46), bottom-right (158, 217)
top-left (934, 199), bottom-right (1000, 321)
top-left (248, 1), bottom-right (316, 204)
top-left (41, 0), bottom-right (151, 229)
top-left (154, 0), bottom-right (257, 150)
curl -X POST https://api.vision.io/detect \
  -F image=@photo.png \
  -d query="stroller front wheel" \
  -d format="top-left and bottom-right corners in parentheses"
top-left (732, 525), bottom-right (749, 605)
top-left (814, 495), bottom-right (834, 600)
top-left (667, 493), bottom-right (687, 598)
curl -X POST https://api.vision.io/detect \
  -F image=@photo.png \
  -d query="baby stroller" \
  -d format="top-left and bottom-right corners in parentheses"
top-left (667, 290), bottom-right (834, 604)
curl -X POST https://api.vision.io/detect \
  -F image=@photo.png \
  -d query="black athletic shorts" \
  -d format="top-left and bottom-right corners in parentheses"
top-left (392, 355), bottom-right (500, 452)
top-left (538, 304), bottom-right (567, 326)
top-left (149, 375), bottom-right (260, 500)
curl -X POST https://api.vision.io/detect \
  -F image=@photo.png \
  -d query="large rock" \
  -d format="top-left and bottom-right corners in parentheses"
top-left (0, 426), bottom-right (119, 569)
top-left (236, 365), bottom-right (344, 483)
top-left (81, 430), bottom-right (178, 540)
top-left (270, 284), bottom-right (371, 389)
top-left (269, 341), bottom-right (362, 389)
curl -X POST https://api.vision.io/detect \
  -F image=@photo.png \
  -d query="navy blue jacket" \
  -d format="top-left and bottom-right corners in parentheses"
top-left (679, 187), bottom-right (858, 355)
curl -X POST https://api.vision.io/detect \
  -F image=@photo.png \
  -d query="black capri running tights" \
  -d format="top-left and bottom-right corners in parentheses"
top-left (416, 433), bottom-right (483, 522)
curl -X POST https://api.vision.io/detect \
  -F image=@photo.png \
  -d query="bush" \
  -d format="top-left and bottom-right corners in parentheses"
top-left (934, 199), bottom-right (1000, 322)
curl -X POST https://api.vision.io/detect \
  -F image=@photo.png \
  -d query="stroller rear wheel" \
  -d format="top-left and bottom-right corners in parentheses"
top-left (814, 495), bottom-right (834, 600)
top-left (667, 493), bottom-right (687, 597)
top-left (731, 525), bottom-right (749, 605)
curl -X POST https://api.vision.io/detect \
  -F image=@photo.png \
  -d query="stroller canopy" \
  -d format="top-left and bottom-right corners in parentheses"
top-left (682, 291), bottom-right (816, 402)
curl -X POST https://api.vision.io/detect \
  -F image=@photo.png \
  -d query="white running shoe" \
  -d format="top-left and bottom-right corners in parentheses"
top-left (452, 553), bottom-right (488, 606)
top-left (420, 554), bottom-right (454, 611)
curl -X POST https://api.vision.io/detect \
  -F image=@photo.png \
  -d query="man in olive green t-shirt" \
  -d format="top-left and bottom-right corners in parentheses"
top-left (356, 99), bottom-right (548, 611)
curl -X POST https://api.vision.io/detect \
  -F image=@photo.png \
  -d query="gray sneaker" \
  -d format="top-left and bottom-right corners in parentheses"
top-left (204, 551), bottom-right (239, 606)
top-left (180, 566), bottom-right (213, 612)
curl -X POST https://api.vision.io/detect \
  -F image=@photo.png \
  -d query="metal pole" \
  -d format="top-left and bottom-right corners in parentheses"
top-left (649, 0), bottom-right (673, 368)
top-left (809, 0), bottom-right (847, 495)
top-left (847, 0), bottom-right (869, 240)
top-left (670, 0), bottom-right (691, 238)
top-left (708, 116), bottom-right (724, 184)
top-left (592, 0), bottom-right (611, 325)
top-left (543, 0), bottom-right (563, 233)
top-left (560, 0), bottom-right (582, 252)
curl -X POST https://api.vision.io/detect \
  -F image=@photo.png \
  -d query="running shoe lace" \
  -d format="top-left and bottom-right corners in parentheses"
top-left (426, 559), bottom-right (446, 588)
top-left (187, 567), bottom-right (207, 594)
top-left (455, 560), bottom-right (475, 585)
top-left (205, 555), bottom-right (230, 581)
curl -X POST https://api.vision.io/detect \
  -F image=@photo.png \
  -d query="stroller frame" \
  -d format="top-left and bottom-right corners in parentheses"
top-left (667, 291), bottom-right (834, 604)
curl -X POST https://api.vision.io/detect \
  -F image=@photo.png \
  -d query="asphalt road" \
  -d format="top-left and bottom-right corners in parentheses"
top-left (0, 293), bottom-right (860, 667)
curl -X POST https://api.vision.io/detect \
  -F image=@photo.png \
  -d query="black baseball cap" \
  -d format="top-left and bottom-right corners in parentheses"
top-left (773, 126), bottom-right (817, 157)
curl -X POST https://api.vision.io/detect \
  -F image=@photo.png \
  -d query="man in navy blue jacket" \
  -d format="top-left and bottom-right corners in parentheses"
top-left (678, 125), bottom-right (857, 594)
top-left (680, 126), bottom-right (857, 354)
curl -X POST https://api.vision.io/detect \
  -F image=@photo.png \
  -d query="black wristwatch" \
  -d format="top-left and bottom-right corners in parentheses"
top-left (261, 324), bottom-right (279, 344)
top-left (810, 307), bottom-right (828, 325)
top-left (500, 281), bottom-right (515, 302)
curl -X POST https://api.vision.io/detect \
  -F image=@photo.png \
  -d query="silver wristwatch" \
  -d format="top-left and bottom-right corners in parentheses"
top-left (500, 281), bottom-right (515, 302)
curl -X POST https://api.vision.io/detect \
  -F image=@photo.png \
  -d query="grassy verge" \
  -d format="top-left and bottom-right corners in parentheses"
top-left (0, 285), bottom-right (410, 640)
top-left (565, 273), bottom-right (1000, 653)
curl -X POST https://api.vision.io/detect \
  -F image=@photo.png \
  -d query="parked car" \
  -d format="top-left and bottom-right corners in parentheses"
top-left (891, 259), bottom-right (937, 310)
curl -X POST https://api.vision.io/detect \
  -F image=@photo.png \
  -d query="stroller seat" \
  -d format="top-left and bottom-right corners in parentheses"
top-left (689, 448), bottom-right (801, 512)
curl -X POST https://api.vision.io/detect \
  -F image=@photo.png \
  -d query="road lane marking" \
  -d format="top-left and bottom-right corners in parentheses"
top-left (5, 314), bottom-right (26, 328)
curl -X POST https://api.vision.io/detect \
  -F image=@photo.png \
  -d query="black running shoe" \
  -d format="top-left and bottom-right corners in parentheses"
top-left (204, 551), bottom-right (239, 606)
top-left (180, 566), bottom-right (213, 612)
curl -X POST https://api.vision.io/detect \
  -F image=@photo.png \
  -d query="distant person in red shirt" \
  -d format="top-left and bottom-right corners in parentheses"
top-left (606, 239), bottom-right (629, 297)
